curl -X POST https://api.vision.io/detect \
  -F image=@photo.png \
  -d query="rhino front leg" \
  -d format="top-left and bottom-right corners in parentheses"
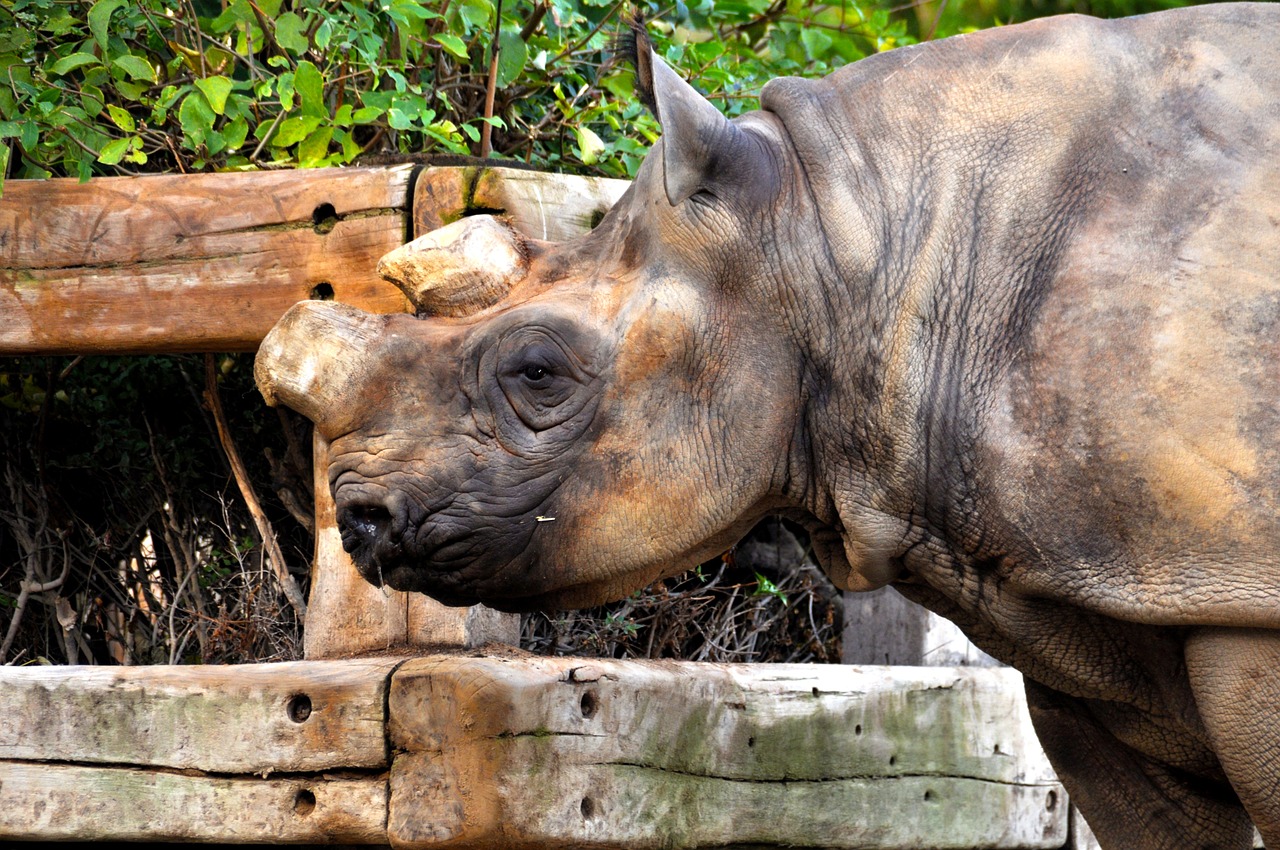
top-left (1023, 680), bottom-right (1254, 850)
top-left (1187, 627), bottom-right (1280, 846)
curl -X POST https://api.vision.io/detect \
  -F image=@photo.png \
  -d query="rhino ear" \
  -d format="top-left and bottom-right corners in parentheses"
top-left (624, 18), bottom-right (736, 206)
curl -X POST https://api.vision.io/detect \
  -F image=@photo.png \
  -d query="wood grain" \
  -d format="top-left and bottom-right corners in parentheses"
top-left (0, 166), bottom-right (414, 354)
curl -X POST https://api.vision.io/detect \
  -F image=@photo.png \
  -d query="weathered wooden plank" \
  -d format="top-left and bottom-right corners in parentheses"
top-left (387, 657), bottom-right (1066, 849)
top-left (412, 166), bottom-right (629, 240)
top-left (0, 761), bottom-right (387, 843)
top-left (0, 166), bottom-right (413, 354)
top-left (0, 657), bottom-right (400, 773)
top-left (305, 433), bottom-right (518, 659)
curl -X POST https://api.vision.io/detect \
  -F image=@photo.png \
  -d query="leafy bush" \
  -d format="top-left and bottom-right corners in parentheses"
top-left (0, 0), bottom-right (927, 193)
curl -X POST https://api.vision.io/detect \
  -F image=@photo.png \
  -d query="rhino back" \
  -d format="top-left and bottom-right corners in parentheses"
top-left (764, 4), bottom-right (1280, 628)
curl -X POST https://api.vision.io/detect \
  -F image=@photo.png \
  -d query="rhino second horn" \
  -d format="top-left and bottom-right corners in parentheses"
top-left (255, 300), bottom-right (389, 432)
top-left (377, 214), bottom-right (527, 317)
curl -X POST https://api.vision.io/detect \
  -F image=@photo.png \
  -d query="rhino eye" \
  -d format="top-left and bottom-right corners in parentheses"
top-left (521, 364), bottom-right (550, 383)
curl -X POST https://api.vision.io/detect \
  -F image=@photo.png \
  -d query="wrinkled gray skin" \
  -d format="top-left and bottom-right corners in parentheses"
top-left (256, 5), bottom-right (1280, 847)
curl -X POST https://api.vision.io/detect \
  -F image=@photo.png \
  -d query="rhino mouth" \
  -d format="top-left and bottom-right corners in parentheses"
top-left (336, 499), bottom-right (536, 607)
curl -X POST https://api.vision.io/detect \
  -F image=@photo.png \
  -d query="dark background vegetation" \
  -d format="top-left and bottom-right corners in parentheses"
top-left (1, 0), bottom-right (1197, 665)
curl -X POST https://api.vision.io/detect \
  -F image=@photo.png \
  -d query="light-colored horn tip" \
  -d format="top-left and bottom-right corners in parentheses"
top-left (377, 215), bottom-right (527, 317)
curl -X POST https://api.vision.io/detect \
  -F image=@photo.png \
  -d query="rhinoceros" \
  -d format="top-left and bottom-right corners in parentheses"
top-left (256, 4), bottom-right (1280, 847)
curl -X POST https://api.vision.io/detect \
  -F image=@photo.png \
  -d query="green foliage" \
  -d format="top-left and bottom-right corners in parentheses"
top-left (0, 0), bottom-right (1200, 193)
top-left (0, 0), bottom-right (932, 194)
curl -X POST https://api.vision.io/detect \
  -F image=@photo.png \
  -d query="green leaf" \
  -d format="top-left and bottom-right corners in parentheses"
top-left (0, 143), bottom-right (8, 198)
top-left (433, 33), bottom-right (469, 60)
top-left (274, 12), bottom-right (310, 55)
top-left (115, 80), bottom-right (148, 102)
top-left (80, 85), bottom-right (106, 118)
top-left (298, 125), bottom-right (333, 165)
top-left (97, 136), bottom-right (130, 165)
top-left (194, 76), bottom-right (233, 115)
top-left (314, 18), bottom-right (333, 51)
top-left (351, 106), bottom-right (383, 124)
top-left (276, 73), bottom-right (295, 112)
top-left (19, 121), bottom-right (37, 151)
top-left (48, 53), bottom-right (100, 76)
top-left (392, 0), bottom-right (440, 20)
top-left (495, 30), bottom-right (527, 89)
top-left (576, 125), bottom-right (604, 165)
top-left (88, 0), bottom-right (128, 52)
top-left (124, 138), bottom-right (147, 165)
top-left (799, 27), bottom-right (834, 60)
top-left (178, 91), bottom-right (216, 146)
top-left (113, 54), bottom-right (157, 83)
top-left (205, 129), bottom-right (227, 155)
top-left (106, 104), bottom-right (135, 132)
top-left (223, 116), bottom-right (249, 150)
top-left (294, 61), bottom-right (325, 118)
top-left (272, 115), bottom-right (321, 147)
top-left (386, 107), bottom-right (413, 131)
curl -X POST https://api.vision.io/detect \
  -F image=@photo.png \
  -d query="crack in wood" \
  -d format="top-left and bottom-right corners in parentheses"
top-left (606, 761), bottom-right (1059, 788)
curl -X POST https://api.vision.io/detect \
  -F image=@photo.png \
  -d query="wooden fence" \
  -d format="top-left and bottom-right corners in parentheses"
top-left (0, 163), bottom-right (1099, 848)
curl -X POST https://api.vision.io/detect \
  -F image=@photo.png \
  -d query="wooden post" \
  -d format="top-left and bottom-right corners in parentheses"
top-left (843, 587), bottom-right (1000, 667)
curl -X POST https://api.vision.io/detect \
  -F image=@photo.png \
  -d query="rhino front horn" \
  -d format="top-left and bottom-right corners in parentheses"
top-left (377, 214), bottom-right (527, 317)
top-left (255, 300), bottom-right (390, 433)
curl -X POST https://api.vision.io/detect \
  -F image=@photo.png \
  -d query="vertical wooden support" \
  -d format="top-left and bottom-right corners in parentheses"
top-left (303, 166), bottom-right (628, 659)
top-left (842, 587), bottom-right (999, 667)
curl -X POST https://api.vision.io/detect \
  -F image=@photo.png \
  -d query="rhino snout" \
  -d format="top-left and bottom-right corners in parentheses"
top-left (337, 500), bottom-right (407, 587)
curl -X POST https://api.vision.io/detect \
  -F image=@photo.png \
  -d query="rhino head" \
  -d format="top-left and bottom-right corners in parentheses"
top-left (255, 26), bottom-right (884, 612)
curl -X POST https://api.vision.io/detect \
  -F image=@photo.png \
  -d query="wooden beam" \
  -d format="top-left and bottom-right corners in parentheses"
top-left (0, 657), bottom-right (399, 773)
top-left (387, 656), bottom-right (1068, 849)
top-left (0, 166), bottom-right (413, 355)
top-left (412, 166), bottom-right (629, 239)
top-left (0, 762), bottom-right (387, 843)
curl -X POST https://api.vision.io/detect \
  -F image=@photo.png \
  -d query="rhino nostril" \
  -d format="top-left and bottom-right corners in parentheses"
top-left (340, 504), bottom-right (393, 552)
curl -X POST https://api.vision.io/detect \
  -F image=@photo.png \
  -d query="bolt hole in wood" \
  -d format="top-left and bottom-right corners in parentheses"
top-left (293, 789), bottom-right (316, 817)
top-left (580, 797), bottom-right (597, 819)
top-left (1046, 790), bottom-right (1058, 811)
top-left (854, 724), bottom-right (863, 736)
top-left (580, 690), bottom-right (598, 719)
top-left (889, 755), bottom-right (897, 767)
top-left (924, 789), bottom-right (935, 802)
top-left (287, 693), bottom-right (312, 723)
top-left (747, 736), bottom-right (756, 748)
top-left (309, 282), bottom-right (335, 300)
top-left (312, 202), bottom-right (339, 234)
